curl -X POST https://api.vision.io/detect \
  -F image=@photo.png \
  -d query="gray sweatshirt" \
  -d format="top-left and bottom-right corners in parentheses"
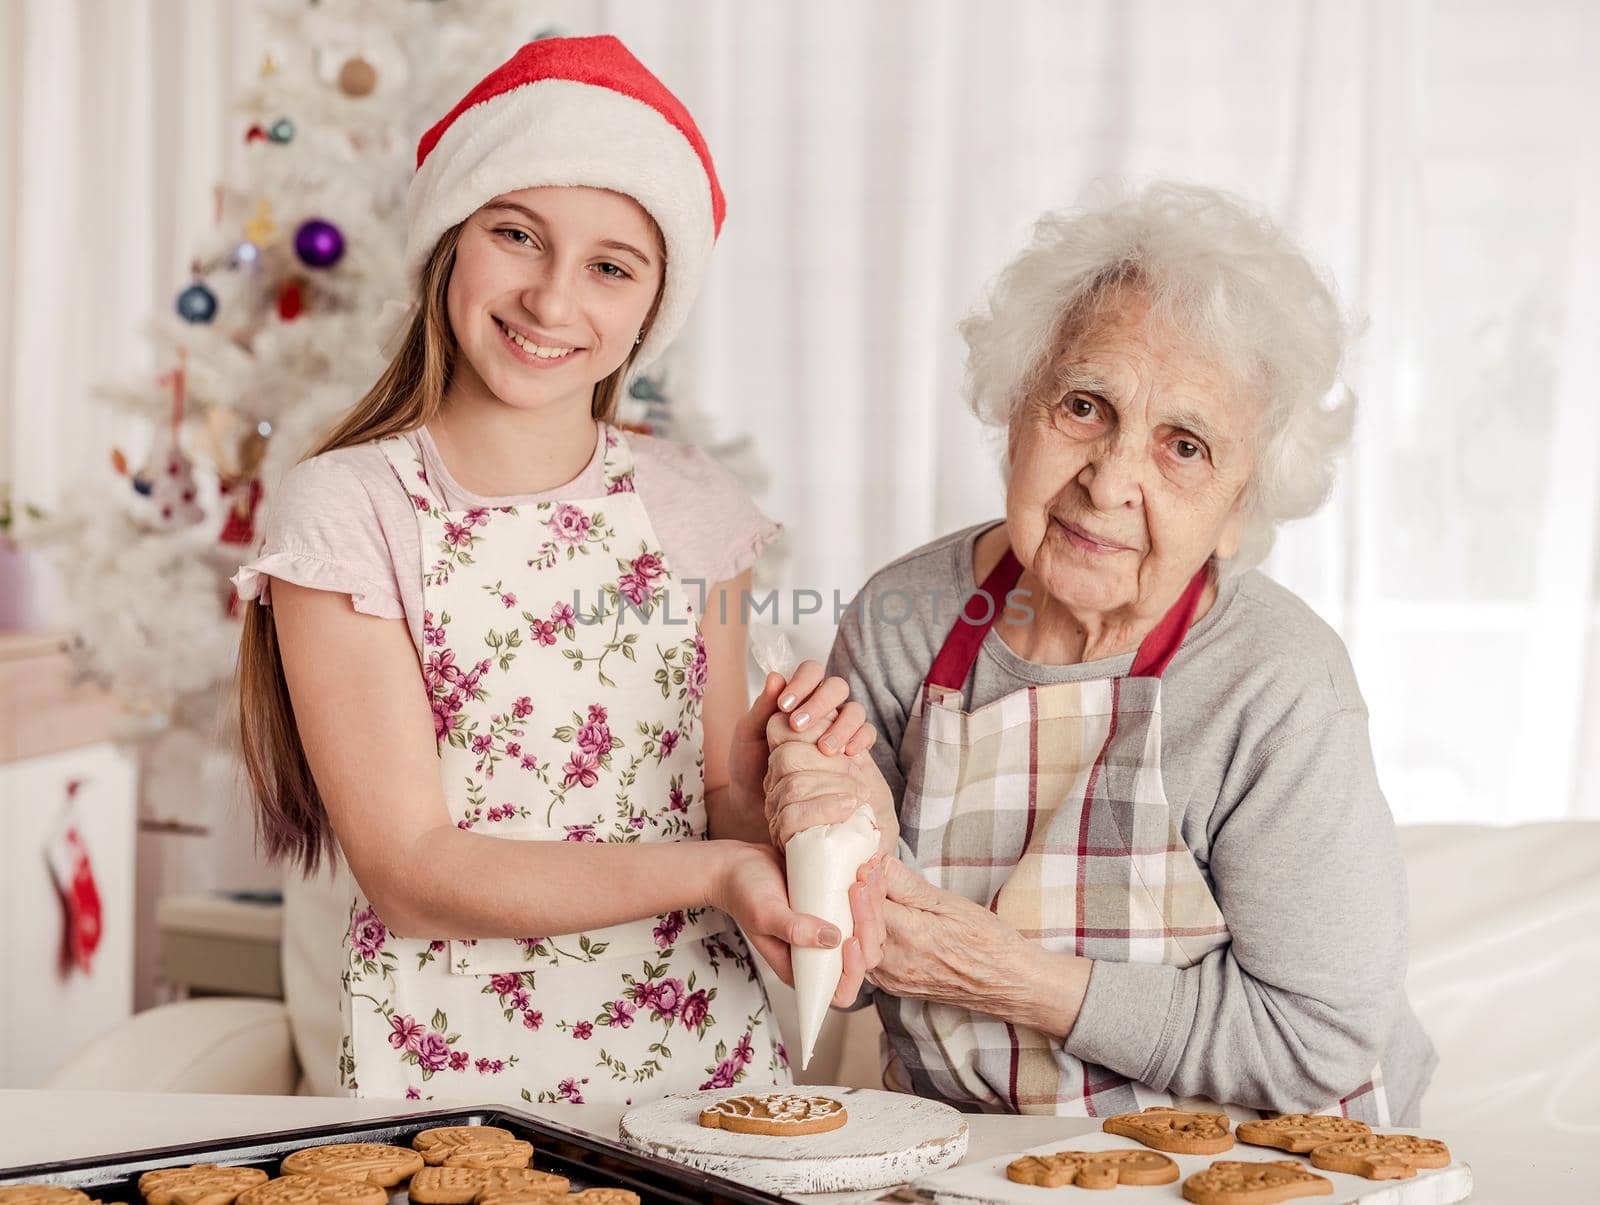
top-left (826, 521), bottom-right (1437, 1124)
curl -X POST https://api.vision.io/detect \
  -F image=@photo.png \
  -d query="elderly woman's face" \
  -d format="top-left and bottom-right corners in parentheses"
top-left (1006, 293), bottom-right (1258, 621)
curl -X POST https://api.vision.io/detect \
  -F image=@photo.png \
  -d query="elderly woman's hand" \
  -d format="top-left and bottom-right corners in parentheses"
top-left (724, 662), bottom-right (877, 845)
top-left (763, 712), bottom-right (898, 857)
top-left (865, 859), bottom-right (1093, 1039)
top-left (832, 856), bottom-right (889, 1007)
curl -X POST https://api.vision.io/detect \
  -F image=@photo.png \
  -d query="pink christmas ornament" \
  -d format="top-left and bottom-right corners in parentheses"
top-left (137, 354), bottom-right (205, 530)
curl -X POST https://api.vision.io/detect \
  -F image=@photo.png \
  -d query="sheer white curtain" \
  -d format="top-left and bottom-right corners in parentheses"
top-left (608, 0), bottom-right (1600, 824)
top-left (1, 0), bottom-right (272, 1008)
top-left (7, 0), bottom-right (1595, 824)
top-left (0, 0), bottom-right (265, 515)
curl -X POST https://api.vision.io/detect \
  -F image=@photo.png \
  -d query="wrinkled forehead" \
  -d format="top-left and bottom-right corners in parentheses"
top-left (1039, 282), bottom-right (1267, 432)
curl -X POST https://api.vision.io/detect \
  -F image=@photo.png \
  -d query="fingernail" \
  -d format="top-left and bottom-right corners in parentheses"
top-left (793, 711), bottom-right (811, 729)
top-left (818, 926), bottom-right (841, 948)
top-left (819, 736), bottom-right (838, 753)
top-left (779, 693), bottom-right (797, 711)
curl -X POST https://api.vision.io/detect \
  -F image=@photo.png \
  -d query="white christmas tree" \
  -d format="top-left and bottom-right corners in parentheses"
top-left (31, 0), bottom-right (776, 824)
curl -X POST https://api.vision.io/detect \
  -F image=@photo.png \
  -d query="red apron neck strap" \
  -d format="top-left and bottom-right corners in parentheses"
top-left (1128, 564), bottom-right (1211, 679)
top-left (925, 545), bottom-right (1024, 690)
top-left (924, 546), bottom-right (1211, 691)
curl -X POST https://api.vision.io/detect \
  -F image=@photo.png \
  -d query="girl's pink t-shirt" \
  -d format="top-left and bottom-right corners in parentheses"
top-left (233, 424), bottom-right (781, 655)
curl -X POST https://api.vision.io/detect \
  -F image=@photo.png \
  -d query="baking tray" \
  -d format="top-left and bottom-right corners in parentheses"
top-left (0, 1104), bottom-right (794, 1205)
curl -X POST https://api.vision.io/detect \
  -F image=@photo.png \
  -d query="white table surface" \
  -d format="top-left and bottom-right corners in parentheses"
top-left (0, 1090), bottom-right (1589, 1204)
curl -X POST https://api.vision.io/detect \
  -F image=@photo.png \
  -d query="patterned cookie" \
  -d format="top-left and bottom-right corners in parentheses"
top-left (412, 1128), bottom-right (520, 1168)
top-left (1007, 1149), bottom-right (1179, 1188)
top-left (138, 1165), bottom-right (270, 1205)
top-left (1308, 1134), bottom-right (1452, 1180)
top-left (1235, 1115), bottom-right (1372, 1154)
top-left (1103, 1107), bottom-right (1235, 1155)
top-left (279, 1144), bottom-right (423, 1187)
top-left (697, 1093), bottom-right (848, 1136)
top-left (1181, 1160), bottom-right (1333, 1205)
top-left (440, 1143), bottom-right (533, 1171)
top-left (235, 1176), bottom-right (386, 1205)
top-left (408, 1168), bottom-right (566, 1205)
top-left (477, 1193), bottom-right (638, 1205)
top-left (0, 1187), bottom-right (95, 1205)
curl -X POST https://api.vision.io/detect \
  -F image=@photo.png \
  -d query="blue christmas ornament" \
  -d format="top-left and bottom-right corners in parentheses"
top-left (176, 282), bottom-right (217, 323)
top-left (268, 118), bottom-right (295, 144)
top-left (232, 241), bottom-right (259, 267)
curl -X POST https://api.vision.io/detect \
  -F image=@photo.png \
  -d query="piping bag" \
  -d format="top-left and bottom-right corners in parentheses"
top-left (749, 624), bottom-right (881, 1069)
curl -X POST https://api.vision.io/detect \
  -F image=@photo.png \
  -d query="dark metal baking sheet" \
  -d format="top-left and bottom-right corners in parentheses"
top-left (0, 1104), bottom-right (794, 1205)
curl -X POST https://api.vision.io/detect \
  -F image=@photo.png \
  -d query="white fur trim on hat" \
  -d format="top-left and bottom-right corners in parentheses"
top-left (405, 79), bottom-right (714, 370)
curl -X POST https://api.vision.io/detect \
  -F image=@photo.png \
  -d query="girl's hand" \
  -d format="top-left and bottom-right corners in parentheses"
top-left (762, 729), bottom-right (899, 857)
top-left (769, 661), bottom-right (879, 756)
top-left (726, 671), bottom-right (787, 827)
top-left (709, 840), bottom-right (842, 986)
top-left (727, 663), bottom-right (878, 832)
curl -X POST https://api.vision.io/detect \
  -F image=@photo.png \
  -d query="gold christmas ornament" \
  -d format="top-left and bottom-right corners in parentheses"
top-left (243, 199), bottom-right (277, 246)
top-left (337, 55), bottom-right (378, 97)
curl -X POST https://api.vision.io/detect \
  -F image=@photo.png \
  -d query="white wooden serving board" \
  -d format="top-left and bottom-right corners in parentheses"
top-left (618, 1085), bottom-right (969, 1195)
top-left (912, 1130), bottom-right (1472, 1204)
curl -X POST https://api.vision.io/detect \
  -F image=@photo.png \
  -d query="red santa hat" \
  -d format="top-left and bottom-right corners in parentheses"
top-left (406, 35), bottom-right (724, 368)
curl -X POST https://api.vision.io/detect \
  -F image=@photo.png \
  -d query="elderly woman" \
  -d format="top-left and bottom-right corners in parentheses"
top-left (765, 183), bottom-right (1436, 1124)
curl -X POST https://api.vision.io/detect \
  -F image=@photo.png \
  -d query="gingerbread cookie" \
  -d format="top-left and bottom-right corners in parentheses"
top-left (235, 1176), bottom-right (385, 1205)
top-left (0, 1187), bottom-right (94, 1205)
top-left (1235, 1115), bottom-right (1371, 1154)
top-left (412, 1128), bottom-right (521, 1168)
top-left (697, 1093), bottom-right (848, 1136)
top-left (477, 1193), bottom-right (637, 1205)
top-left (1007, 1149), bottom-right (1179, 1189)
top-left (1181, 1160), bottom-right (1333, 1205)
top-left (1103, 1107), bottom-right (1234, 1155)
top-left (441, 1143), bottom-right (532, 1171)
top-left (139, 1165), bottom-right (270, 1205)
top-left (1308, 1134), bottom-right (1452, 1181)
top-left (279, 1144), bottom-right (423, 1187)
top-left (408, 1168), bottom-right (565, 1205)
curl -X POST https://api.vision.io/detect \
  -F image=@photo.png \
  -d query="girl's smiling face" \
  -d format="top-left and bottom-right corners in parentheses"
top-left (445, 185), bottom-right (664, 414)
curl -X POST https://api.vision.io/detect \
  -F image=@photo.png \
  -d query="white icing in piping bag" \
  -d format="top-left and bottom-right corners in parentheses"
top-left (748, 623), bottom-right (877, 1069)
top-left (747, 622), bottom-right (797, 681)
top-left (784, 805), bottom-right (880, 1070)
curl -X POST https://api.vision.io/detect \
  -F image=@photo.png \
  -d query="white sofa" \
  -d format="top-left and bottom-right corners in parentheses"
top-left (45, 823), bottom-right (1600, 1134)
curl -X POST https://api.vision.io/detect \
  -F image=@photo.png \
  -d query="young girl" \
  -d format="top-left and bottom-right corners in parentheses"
top-left (232, 35), bottom-right (877, 1105)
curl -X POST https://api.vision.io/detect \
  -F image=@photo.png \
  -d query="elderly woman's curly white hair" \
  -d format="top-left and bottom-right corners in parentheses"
top-left (960, 182), bottom-right (1358, 571)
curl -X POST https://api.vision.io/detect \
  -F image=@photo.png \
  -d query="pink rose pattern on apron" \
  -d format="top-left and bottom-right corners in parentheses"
top-left (877, 546), bottom-right (1388, 1122)
top-left (338, 427), bottom-right (787, 1105)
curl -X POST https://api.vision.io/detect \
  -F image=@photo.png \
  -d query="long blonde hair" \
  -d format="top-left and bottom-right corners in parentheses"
top-left (238, 223), bottom-right (654, 872)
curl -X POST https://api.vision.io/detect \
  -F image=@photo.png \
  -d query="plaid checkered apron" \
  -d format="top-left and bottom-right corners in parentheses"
top-left (876, 546), bottom-right (1388, 1122)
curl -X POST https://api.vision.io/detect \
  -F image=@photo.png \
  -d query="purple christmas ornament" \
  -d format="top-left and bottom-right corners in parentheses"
top-left (294, 218), bottom-right (345, 268)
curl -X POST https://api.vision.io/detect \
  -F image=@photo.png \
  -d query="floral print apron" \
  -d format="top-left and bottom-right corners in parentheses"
top-left (877, 545), bottom-right (1388, 1122)
top-left (339, 425), bottom-right (787, 1105)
